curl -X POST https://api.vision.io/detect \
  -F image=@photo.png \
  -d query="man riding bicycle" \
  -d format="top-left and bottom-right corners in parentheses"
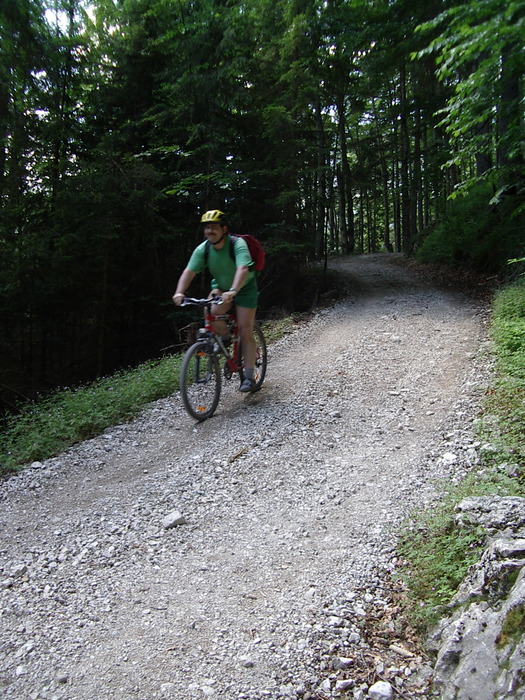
top-left (172, 210), bottom-right (259, 393)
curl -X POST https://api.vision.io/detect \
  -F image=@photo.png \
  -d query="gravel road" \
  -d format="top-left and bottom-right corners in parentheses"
top-left (0, 254), bottom-right (491, 700)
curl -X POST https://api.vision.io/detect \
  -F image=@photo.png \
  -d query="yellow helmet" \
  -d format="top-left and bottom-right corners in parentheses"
top-left (200, 209), bottom-right (227, 224)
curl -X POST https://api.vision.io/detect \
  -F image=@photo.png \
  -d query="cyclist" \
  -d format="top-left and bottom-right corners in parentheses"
top-left (172, 210), bottom-right (259, 393)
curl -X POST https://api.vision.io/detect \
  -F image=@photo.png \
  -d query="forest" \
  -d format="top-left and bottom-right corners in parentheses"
top-left (1, 0), bottom-right (524, 410)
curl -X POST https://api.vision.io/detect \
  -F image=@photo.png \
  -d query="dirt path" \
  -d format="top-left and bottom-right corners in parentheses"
top-left (0, 254), bottom-right (489, 700)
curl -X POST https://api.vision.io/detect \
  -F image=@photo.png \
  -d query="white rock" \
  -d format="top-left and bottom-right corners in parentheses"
top-left (368, 680), bottom-right (394, 700)
top-left (332, 656), bottom-right (354, 670)
top-left (319, 678), bottom-right (331, 693)
top-left (162, 511), bottom-right (187, 529)
top-left (328, 615), bottom-right (344, 627)
top-left (11, 564), bottom-right (28, 577)
top-left (239, 656), bottom-right (254, 668)
top-left (335, 679), bottom-right (354, 692)
top-left (160, 682), bottom-right (175, 694)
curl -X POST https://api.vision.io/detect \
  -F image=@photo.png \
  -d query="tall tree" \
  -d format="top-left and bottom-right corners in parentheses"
top-left (416, 0), bottom-right (525, 201)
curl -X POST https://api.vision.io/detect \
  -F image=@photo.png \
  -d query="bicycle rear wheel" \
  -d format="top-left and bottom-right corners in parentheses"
top-left (180, 342), bottom-right (221, 420)
top-left (239, 321), bottom-right (267, 391)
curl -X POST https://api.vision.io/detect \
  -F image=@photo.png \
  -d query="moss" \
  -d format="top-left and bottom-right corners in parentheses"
top-left (496, 603), bottom-right (525, 650)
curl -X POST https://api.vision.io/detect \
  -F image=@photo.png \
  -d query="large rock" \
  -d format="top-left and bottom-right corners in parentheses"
top-left (368, 680), bottom-right (394, 699)
top-left (427, 496), bottom-right (525, 700)
top-left (452, 535), bottom-right (525, 607)
top-left (455, 495), bottom-right (525, 533)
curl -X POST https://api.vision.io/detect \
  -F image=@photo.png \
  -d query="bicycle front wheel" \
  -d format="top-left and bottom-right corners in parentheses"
top-left (239, 321), bottom-right (267, 391)
top-left (180, 342), bottom-right (222, 420)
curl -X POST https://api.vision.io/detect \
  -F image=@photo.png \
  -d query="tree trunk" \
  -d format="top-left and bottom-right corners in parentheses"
top-left (412, 103), bottom-right (423, 237)
top-left (314, 95), bottom-right (326, 258)
top-left (337, 93), bottom-right (354, 254)
top-left (399, 63), bottom-right (412, 254)
top-left (498, 42), bottom-right (523, 193)
top-left (337, 164), bottom-right (347, 253)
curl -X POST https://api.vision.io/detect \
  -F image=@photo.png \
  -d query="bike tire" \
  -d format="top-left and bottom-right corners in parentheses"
top-left (238, 321), bottom-right (267, 391)
top-left (180, 342), bottom-right (222, 420)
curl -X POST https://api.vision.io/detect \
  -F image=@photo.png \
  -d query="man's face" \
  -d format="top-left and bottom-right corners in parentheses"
top-left (204, 222), bottom-right (226, 244)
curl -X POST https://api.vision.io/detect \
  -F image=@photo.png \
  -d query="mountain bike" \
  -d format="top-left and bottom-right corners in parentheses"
top-left (179, 297), bottom-right (267, 421)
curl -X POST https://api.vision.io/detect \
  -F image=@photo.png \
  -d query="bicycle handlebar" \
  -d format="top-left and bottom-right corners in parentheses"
top-left (181, 295), bottom-right (224, 307)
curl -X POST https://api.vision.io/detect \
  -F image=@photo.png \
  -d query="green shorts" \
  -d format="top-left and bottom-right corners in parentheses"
top-left (230, 277), bottom-right (258, 309)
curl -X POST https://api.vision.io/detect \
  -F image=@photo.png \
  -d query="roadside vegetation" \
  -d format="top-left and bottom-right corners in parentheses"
top-left (415, 185), bottom-right (524, 274)
top-left (0, 317), bottom-right (299, 477)
top-left (0, 357), bottom-right (183, 476)
top-left (398, 261), bottom-right (525, 633)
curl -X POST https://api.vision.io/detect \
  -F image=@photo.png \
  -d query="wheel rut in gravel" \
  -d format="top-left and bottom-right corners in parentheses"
top-left (0, 253), bottom-right (489, 700)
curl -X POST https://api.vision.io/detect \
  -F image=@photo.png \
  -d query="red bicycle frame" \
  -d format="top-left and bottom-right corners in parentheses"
top-left (200, 302), bottom-right (243, 375)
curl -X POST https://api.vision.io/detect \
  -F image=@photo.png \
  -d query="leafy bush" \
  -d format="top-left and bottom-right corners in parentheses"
top-left (417, 185), bottom-right (525, 273)
top-left (416, 184), bottom-right (492, 266)
top-left (398, 462), bottom-right (524, 633)
top-left (398, 506), bottom-right (485, 631)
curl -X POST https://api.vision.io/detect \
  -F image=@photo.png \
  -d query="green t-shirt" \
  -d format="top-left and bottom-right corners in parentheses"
top-left (187, 235), bottom-right (255, 291)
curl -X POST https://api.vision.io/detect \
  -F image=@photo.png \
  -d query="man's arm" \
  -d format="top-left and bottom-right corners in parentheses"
top-left (222, 265), bottom-right (249, 304)
top-left (172, 268), bottom-right (196, 305)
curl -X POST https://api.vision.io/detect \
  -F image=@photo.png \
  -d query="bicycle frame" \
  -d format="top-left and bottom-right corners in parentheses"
top-left (182, 297), bottom-right (242, 373)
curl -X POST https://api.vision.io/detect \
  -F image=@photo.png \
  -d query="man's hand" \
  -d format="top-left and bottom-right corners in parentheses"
top-left (221, 289), bottom-right (237, 305)
top-left (173, 292), bottom-right (185, 306)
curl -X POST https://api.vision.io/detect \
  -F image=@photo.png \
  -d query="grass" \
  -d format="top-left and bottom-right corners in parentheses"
top-left (0, 356), bottom-right (184, 475)
top-left (0, 319), bottom-right (290, 477)
top-left (484, 277), bottom-right (525, 457)
top-left (397, 276), bottom-right (525, 633)
top-left (478, 277), bottom-right (525, 476)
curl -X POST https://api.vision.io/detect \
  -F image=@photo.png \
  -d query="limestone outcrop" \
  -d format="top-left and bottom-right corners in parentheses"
top-left (428, 496), bottom-right (525, 700)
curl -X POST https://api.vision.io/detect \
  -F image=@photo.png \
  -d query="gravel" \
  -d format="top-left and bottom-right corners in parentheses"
top-left (0, 254), bottom-right (492, 700)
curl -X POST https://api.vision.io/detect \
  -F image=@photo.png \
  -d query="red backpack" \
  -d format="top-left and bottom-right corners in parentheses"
top-left (205, 234), bottom-right (265, 272)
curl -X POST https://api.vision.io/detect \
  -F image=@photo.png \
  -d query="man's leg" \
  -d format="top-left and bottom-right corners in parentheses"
top-left (210, 292), bottom-right (230, 338)
top-left (236, 306), bottom-right (257, 390)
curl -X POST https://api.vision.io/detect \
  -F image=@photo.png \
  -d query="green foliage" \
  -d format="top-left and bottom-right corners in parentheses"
top-left (414, 0), bottom-right (525, 196)
top-left (0, 355), bottom-right (182, 476)
top-left (398, 507), bottom-right (485, 631)
top-left (485, 279), bottom-right (525, 458)
top-left (416, 184), bottom-right (491, 266)
top-left (416, 185), bottom-right (525, 272)
top-left (497, 603), bottom-right (525, 650)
